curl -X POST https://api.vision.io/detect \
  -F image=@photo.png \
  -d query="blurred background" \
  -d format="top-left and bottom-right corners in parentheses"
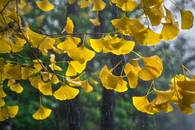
top-left (0, 0), bottom-right (195, 130)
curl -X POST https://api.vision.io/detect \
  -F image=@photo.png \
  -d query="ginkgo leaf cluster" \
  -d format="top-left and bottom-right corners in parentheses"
top-left (0, 0), bottom-right (194, 122)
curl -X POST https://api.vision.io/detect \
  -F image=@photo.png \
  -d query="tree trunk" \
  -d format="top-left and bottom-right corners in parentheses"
top-left (100, 5), bottom-right (124, 130)
top-left (137, 112), bottom-right (149, 130)
top-left (57, 3), bottom-right (83, 130)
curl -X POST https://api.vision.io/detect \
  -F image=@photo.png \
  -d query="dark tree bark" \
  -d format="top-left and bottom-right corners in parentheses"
top-left (136, 112), bottom-right (149, 130)
top-left (101, 88), bottom-right (115, 130)
top-left (65, 96), bottom-right (83, 130)
top-left (66, 3), bottom-right (83, 130)
top-left (100, 5), bottom-right (124, 130)
top-left (57, 3), bottom-right (83, 130)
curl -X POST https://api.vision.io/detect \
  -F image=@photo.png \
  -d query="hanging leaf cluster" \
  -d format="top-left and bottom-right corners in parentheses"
top-left (0, 0), bottom-right (194, 121)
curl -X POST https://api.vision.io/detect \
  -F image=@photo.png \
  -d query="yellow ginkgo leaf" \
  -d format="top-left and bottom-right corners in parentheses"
top-left (7, 80), bottom-right (24, 94)
top-left (141, 0), bottom-right (163, 8)
top-left (169, 74), bottom-right (195, 114)
top-left (21, 67), bottom-right (36, 80)
top-left (38, 82), bottom-right (52, 96)
top-left (66, 61), bottom-right (87, 77)
top-left (38, 37), bottom-right (56, 55)
top-left (32, 105), bottom-right (52, 120)
top-left (170, 74), bottom-right (189, 101)
top-left (0, 86), bottom-right (6, 98)
top-left (152, 89), bottom-right (174, 105)
top-left (3, 64), bottom-right (22, 80)
top-left (111, 17), bottom-right (145, 35)
top-left (176, 80), bottom-right (195, 104)
top-left (124, 59), bottom-right (141, 88)
top-left (33, 60), bottom-right (43, 72)
top-left (25, 27), bottom-right (56, 55)
top-left (89, 17), bottom-right (101, 26)
top-left (63, 17), bottom-right (74, 33)
top-left (165, 8), bottom-right (175, 23)
top-left (144, 4), bottom-right (164, 26)
top-left (51, 75), bottom-right (60, 85)
top-left (0, 99), bottom-right (5, 107)
top-left (0, 105), bottom-right (19, 121)
top-left (81, 81), bottom-right (93, 93)
top-left (58, 38), bottom-right (95, 63)
top-left (49, 54), bottom-right (62, 71)
top-left (29, 75), bottom-right (42, 89)
top-left (133, 28), bottom-right (161, 46)
top-left (150, 89), bottom-right (174, 113)
top-left (53, 85), bottom-right (79, 100)
top-left (68, 46), bottom-right (95, 63)
top-left (36, 0), bottom-right (54, 12)
top-left (11, 37), bottom-right (26, 53)
top-left (89, 35), bottom-right (135, 55)
top-left (111, 0), bottom-right (138, 12)
top-left (179, 90), bottom-right (195, 106)
top-left (99, 66), bottom-right (128, 93)
top-left (132, 96), bottom-right (155, 115)
top-left (91, 0), bottom-right (106, 11)
top-left (57, 36), bottom-right (81, 52)
top-left (177, 80), bottom-right (195, 92)
top-left (66, 77), bottom-right (93, 92)
top-left (181, 10), bottom-right (194, 30)
top-left (7, 105), bottom-right (19, 118)
top-left (138, 55), bottom-right (163, 81)
top-left (40, 72), bottom-right (52, 82)
top-left (0, 36), bottom-right (12, 53)
top-left (66, 64), bottom-right (77, 77)
top-left (80, 0), bottom-right (90, 8)
top-left (160, 22), bottom-right (179, 40)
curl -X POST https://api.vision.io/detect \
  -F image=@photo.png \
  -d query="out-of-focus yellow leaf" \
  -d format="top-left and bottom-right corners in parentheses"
top-left (160, 22), bottom-right (179, 40)
top-left (81, 81), bottom-right (93, 92)
top-left (0, 105), bottom-right (19, 121)
top-left (0, 37), bottom-right (12, 53)
top-left (63, 17), bottom-right (74, 33)
top-left (68, 0), bottom-right (76, 5)
top-left (7, 80), bottom-right (24, 94)
top-left (80, 0), bottom-right (90, 8)
top-left (89, 17), bottom-right (101, 26)
top-left (11, 37), bottom-right (26, 53)
top-left (181, 10), bottom-right (194, 30)
top-left (21, 67), bottom-right (36, 80)
top-left (36, 0), bottom-right (54, 12)
top-left (111, 0), bottom-right (138, 12)
top-left (0, 86), bottom-right (6, 98)
top-left (0, 99), bottom-right (5, 107)
top-left (3, 64), bottom-right (21, 80)
top-left (91, 0), bottom-right (106, 11)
